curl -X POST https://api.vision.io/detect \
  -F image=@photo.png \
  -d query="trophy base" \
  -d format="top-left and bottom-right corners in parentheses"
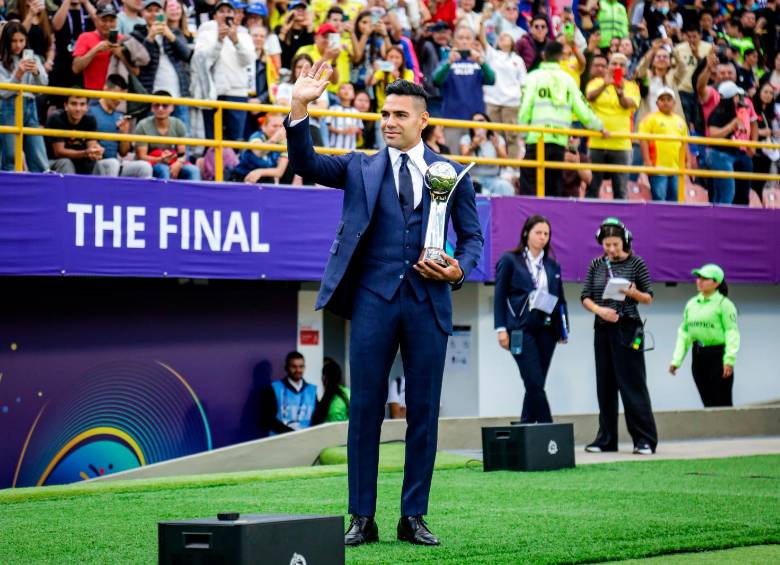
top-left (420, 247), bottom-right (449, 268)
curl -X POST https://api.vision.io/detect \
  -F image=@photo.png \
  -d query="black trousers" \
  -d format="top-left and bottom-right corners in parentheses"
top-left (692, 343), bottom-right (733, 407)
top-left (512, 327), bottom-right (558, 423)
top-left (520, 143), bottom-right (566, 197)
top-left (592, 320), bottom-right (658, 450)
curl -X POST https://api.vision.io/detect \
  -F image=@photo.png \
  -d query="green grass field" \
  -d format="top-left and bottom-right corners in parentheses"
top-left (1, 451), bottom-right (778, 564)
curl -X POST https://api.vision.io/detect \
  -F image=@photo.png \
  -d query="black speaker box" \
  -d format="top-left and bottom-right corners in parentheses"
top-left (158, 513), bottom-right (344, 565)
top-left (482, 423), bottom-right (575, 472)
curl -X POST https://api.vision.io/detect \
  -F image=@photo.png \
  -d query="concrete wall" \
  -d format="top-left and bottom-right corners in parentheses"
top-left (99, 406), bottom-right (780, 481)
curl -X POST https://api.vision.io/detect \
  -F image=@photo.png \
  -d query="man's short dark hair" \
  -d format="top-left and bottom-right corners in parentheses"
top-left (543, 41), bottom-right (564, 62)
top-left (105, 74), bottom-right (128, 90)
top-left (285, 351), bottom-right (304, 367)
top-left (384, 79), bottom-right (428, 108)
top-left (153, 89), bottom-right (173, 97)
top-left (531, 14), bottom-right (548, 26)
top-left (326, 5), bottom-right (344, 18)
top-left (66, 89), bottom-right (87, 104)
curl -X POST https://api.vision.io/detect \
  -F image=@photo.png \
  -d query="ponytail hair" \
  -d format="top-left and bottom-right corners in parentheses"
top-left (718, 278), bottom-right (729, 297)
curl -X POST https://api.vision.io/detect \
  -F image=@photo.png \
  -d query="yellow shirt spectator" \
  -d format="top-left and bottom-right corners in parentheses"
top-left (372, 68), bottom-right (415, 110)
top-left (296, 30), bottom-right (352, 94)
top-left (311, 0), bottom-right (362, 25)
top-left (638, 110), bottom-right (687, 168)
top-left (586, 77), bottom-right (640, 151)
top-left (560, 55), bottom-right (584, 87)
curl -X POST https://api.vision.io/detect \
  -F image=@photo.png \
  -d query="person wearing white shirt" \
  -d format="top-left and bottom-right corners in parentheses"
top-left (193, 0), bottom-right (254, 140)
top-left (482, 31), bottom-right (526, 159)
top-left (494, 216), bottom-right (569, 424)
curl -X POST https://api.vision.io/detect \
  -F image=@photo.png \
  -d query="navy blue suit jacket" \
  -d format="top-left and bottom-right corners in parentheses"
top-left (285, 116), bottom-right (484, 334)
top-left (493, 252), bottom-right (569, 339)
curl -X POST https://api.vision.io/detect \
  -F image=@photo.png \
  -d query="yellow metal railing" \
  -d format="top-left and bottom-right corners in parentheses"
top-left (2, 83), bottom-right (780, 202)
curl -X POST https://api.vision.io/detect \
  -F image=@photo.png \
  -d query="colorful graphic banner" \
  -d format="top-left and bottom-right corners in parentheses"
top-left (0, 278), bottom-right (297, 489)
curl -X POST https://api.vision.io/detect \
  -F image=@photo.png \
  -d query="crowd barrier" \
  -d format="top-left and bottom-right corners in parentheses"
top-left (2, 83), bottom-right (780, 201)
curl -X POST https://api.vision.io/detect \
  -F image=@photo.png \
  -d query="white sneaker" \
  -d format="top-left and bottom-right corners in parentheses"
top-left (584, 444), bottom-right (602, 453)
top-left (633, 443), bottom-right (653, 455)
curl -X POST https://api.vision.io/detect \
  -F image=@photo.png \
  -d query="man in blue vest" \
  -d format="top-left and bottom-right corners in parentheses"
top-left (284, 60), bottom-right (483, 547)
top-left (258, 351), bottom-right (317, 436)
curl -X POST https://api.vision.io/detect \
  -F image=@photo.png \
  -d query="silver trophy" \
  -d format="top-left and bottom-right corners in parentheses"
top-left (421, 161), bottom-right (475, 267)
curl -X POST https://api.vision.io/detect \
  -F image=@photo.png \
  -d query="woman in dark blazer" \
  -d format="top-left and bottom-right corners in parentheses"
top-left (494, 215), bottom-right (569, 423)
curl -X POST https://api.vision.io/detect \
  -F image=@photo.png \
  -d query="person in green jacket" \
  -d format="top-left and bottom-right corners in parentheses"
top-left (518, 41), bottom-right (609, 197)
top-left (312, 358), bottom-right (351, 424)
top-left (597, 0), bottom-right (629, 49)
top-left (669, 264), bottom-right (740, 407)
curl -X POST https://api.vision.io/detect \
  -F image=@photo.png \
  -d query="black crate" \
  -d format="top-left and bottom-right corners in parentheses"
top-left (158, 513), bottom-right (344, 565)
top-left (482, 423), bottom-right (575, 472)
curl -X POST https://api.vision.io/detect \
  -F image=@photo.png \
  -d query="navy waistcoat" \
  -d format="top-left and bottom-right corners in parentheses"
top-left (357, 158), bottom-right (427, 302)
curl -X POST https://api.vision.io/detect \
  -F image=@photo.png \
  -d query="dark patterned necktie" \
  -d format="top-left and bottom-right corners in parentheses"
top-left (398, 153), bottom-right (415, 220)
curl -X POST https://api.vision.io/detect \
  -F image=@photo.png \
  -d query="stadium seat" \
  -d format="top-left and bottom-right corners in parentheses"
top-left (628, 175), bottom-right (651, 201)
top-left (599, 180), bottom-right (614, 200)
top-left (763, 185), bottom-right (780, 209)
top-left (684, 180), bottom-right (710, 204)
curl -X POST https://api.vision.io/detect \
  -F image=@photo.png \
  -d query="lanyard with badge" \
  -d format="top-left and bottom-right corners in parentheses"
top-left (525, 250), bottom-right (557, 316)
top-left (66, 7), bottom-right (87, 53)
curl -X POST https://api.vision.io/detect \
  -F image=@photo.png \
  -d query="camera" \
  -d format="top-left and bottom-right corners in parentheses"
top-left (458, 49), bottom-right (471, 60)
top-left (370, 7), bottom-right (385, 25)
top-left (378, 60), bottom-right (395, 72)
top-left (328, 33), bottom-right (341, 50)
top-left (225, 16), bottom-right (234, 27)
top-left (22, 49), bottom-right (35, 61)
top-left (108, 30), bottom-right (118, 43)
top-left (156, 13), bottom-right (165, 23)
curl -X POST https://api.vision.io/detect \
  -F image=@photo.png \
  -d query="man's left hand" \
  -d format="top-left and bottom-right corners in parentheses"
top-left (414, 251), bottom-right (463, 283)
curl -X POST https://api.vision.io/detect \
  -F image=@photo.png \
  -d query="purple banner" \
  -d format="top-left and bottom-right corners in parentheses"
top-left (0, 173), bottom-right (490, 282)
top-left (490, 197), bottom-right (780, 283)
top-left (1, 173), bottom-right (777, 283)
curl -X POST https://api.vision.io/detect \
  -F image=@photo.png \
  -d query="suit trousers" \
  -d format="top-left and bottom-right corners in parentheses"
top-left (592, 320), bottom-right (658, 451)
top-left (348, 279), bottom-right (448, 517)
top-left (512, 326), bottom-right (558, 423)
top-left (692, 343), bottom-right (733, 407)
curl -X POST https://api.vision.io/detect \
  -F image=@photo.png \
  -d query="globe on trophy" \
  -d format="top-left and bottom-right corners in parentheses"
top-left (421, 161), bottom-right (475, 267)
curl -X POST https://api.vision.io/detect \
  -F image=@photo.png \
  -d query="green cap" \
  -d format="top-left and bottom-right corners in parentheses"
top-left (692, 263), bottom-right (725, 284)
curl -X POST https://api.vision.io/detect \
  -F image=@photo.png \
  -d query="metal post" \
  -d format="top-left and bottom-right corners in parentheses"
top-left (536, 134), bottom-right (545, 198)
top-left (14, 93), bottom-right (24, 172)
top-left (214, 107), bottom-right (224, 182)
top-left (677, 141), bottom-right (686, 203)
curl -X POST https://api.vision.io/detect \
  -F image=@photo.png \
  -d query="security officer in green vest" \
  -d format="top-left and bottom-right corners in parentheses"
top-left (518, 41), bottom-right (609, 197)
top-left (669, 264), bottom-right (741, 407)
top-left (596, 0), bottom-right (629, 49)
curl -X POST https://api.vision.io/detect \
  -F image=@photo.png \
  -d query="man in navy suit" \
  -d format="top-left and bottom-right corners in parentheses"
top-left (285, 60), bottom-right (483, 547)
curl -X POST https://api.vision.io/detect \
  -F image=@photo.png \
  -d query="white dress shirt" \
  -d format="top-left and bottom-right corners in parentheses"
top-left (495, 249), bottom-right (547, 334)
top-left (387, 140), bottom-right (426, 209)
top-left (289, 114), bottom-right (426, 207)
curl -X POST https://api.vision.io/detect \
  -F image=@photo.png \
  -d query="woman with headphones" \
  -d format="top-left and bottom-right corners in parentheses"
top-left (494, 215), bottom-right (569, 424)
top-left (580, 218), bottom-right (658, 455)
top-left (669, 264), bottom-right (740, 407)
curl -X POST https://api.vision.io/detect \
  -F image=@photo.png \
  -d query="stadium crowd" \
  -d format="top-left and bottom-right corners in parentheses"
top-left (1, 0), bottom-right (779, 204)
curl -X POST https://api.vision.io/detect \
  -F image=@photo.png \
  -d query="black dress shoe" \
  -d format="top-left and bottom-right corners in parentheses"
top-left (397, 515), bottom-right (440, 546)
top-left (344, 515), bottom-right (379, 546)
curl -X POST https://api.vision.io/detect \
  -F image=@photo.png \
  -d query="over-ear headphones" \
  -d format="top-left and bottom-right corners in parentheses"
top-left (595, 217), bottom-right (632, 247)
